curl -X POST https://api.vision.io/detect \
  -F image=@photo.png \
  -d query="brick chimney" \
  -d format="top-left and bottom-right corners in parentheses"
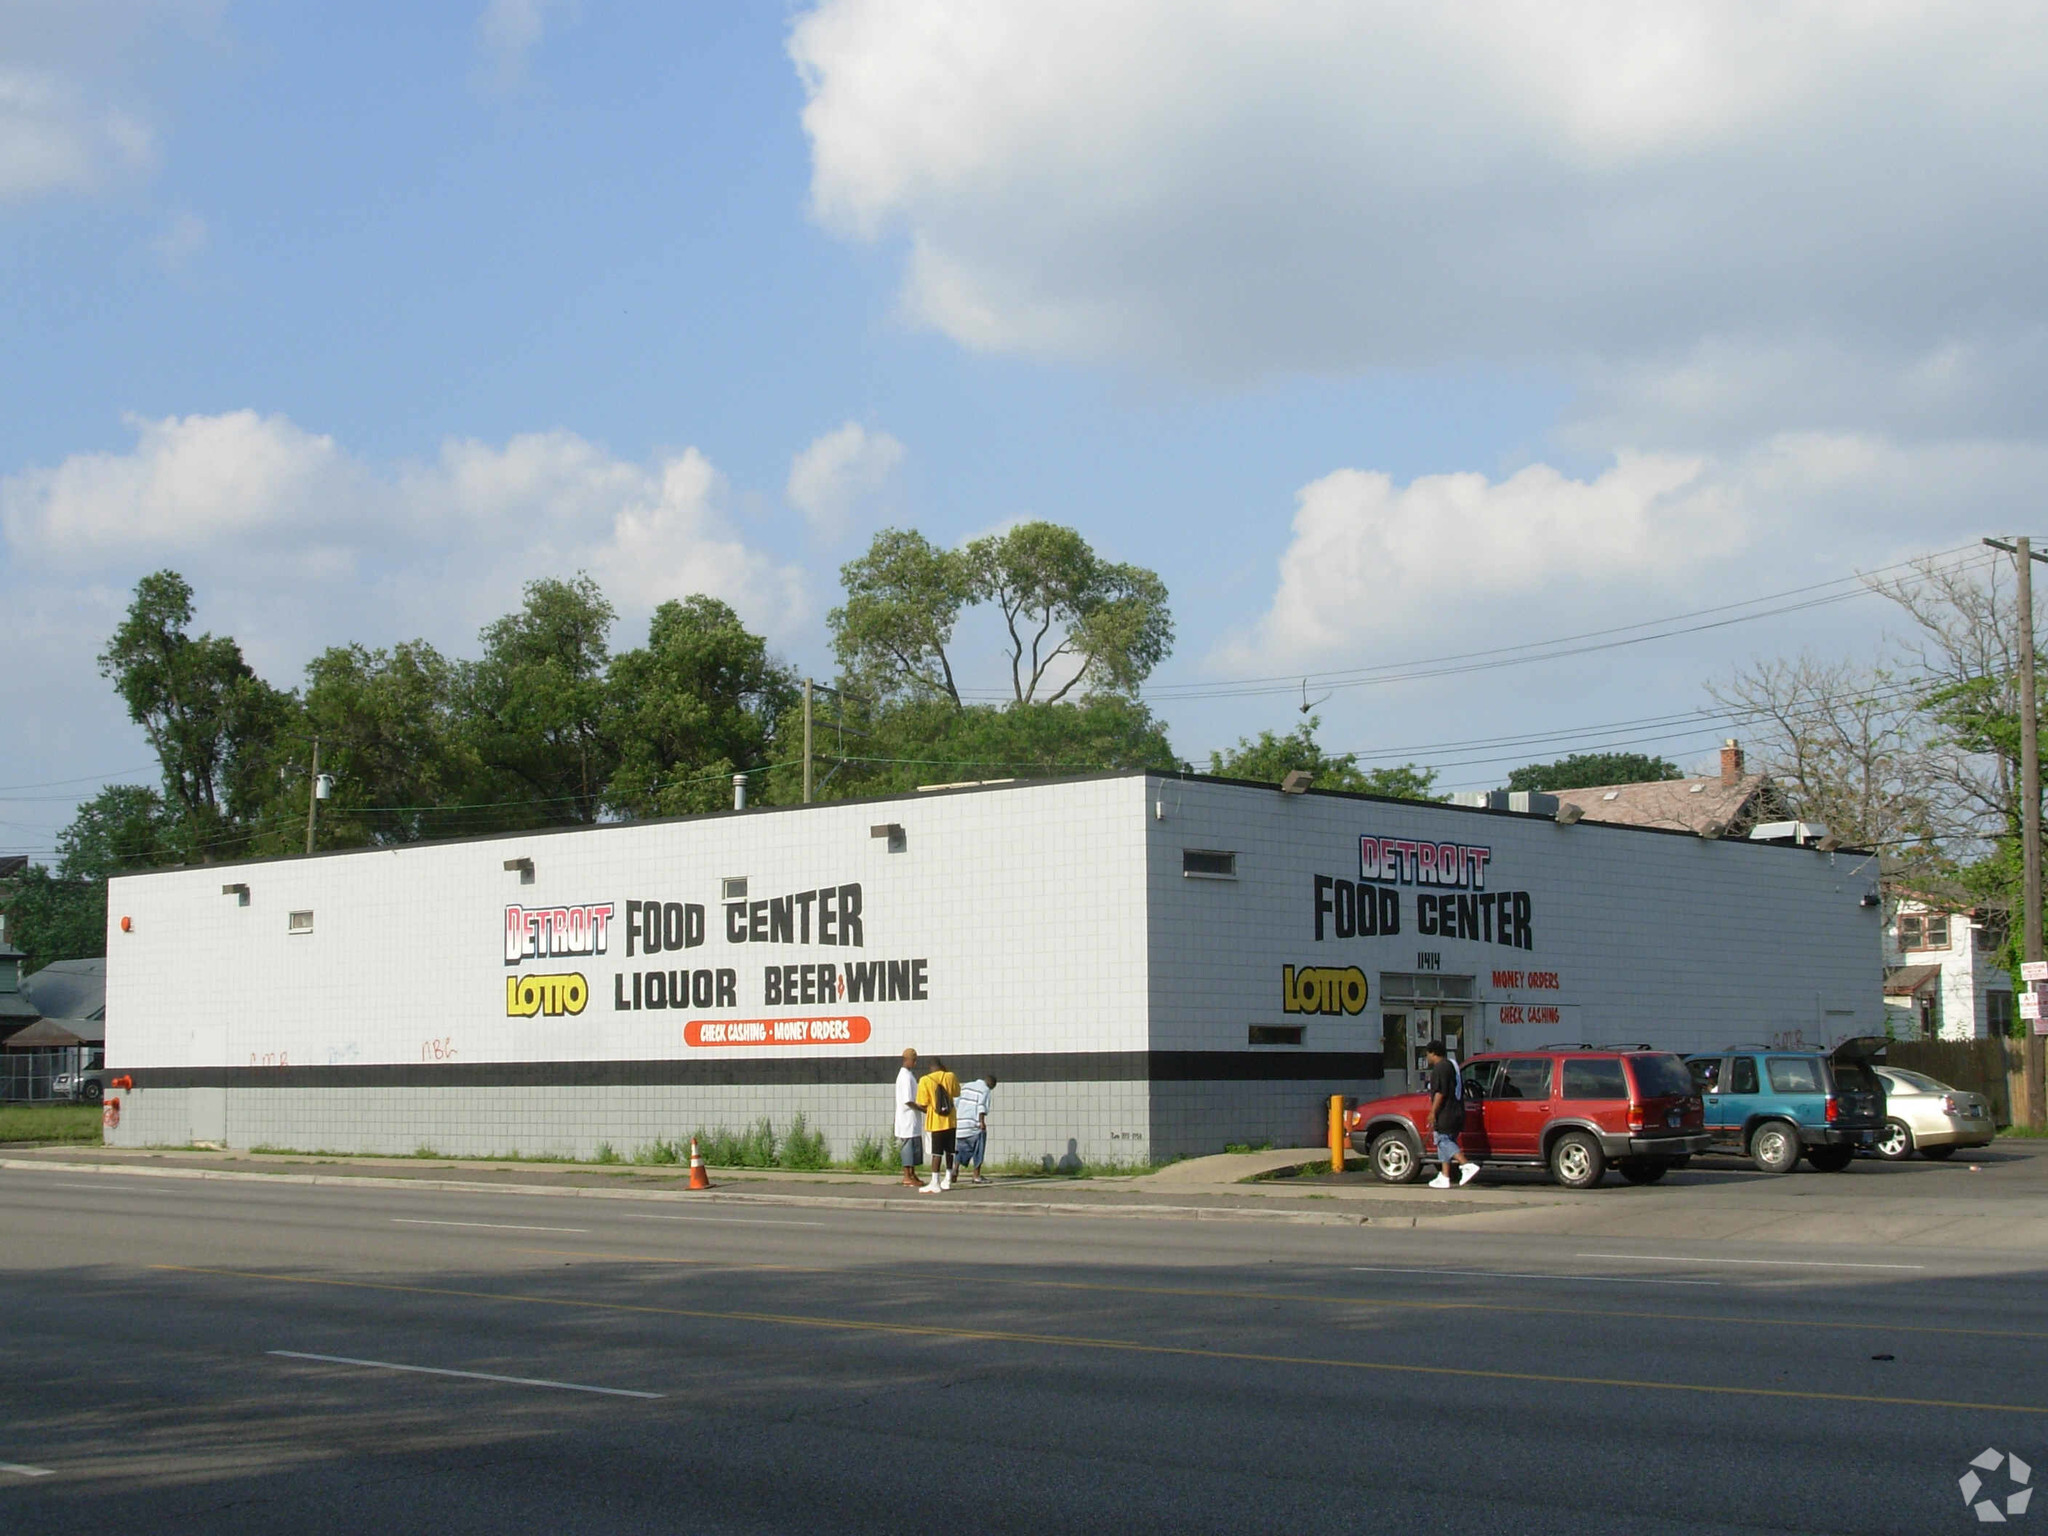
top-left (1720, 738), bottom-right (1745, 785)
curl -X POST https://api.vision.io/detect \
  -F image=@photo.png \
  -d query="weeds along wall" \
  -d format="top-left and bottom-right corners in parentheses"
top-left (100, 772), bottom-right (1885, 1163)
top-left (102, 776), bottom-right (1152, 1162)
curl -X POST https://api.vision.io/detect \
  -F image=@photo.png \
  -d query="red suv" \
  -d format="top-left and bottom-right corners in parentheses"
top-left (1344, 1048), bottom-right (1709, 1189)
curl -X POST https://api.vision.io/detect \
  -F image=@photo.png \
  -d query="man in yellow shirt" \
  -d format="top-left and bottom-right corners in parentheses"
top-left (915, 1058), bottom-right (961, 1193)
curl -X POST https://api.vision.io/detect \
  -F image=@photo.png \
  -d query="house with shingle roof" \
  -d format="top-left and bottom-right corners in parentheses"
top-left (1551, 741), bottom-right (1793, 838)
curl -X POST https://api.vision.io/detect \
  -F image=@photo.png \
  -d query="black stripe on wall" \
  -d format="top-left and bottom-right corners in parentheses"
top-left (121, 1050), bottom-right (1384, 1091)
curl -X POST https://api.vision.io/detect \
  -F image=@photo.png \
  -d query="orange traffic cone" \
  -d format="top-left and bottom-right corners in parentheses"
top-left (689, 1136), bottom-right (712, 1190)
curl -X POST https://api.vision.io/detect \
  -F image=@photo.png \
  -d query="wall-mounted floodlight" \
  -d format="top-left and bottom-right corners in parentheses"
top-left (221, 883), bottom-right (250, 906)
top-left (1555, 803), bottom-right (1584, 826)
top-left (1817, 834), bottom-right (1842, 852)
top-left (1699, 819), bottom-right (1728, 840)
top-left (503, 857), bottom-right (534, 885)
top-left (871, 823), bottom-right (907, 853)
top-left (1860, 891), bottom-right (1881, 908)
top-left (1279, 770), bottom-right (1313, 794)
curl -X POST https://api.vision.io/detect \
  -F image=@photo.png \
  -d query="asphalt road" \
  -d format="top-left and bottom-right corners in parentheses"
top-left (5, 1160), bottom-right (2048, 1533)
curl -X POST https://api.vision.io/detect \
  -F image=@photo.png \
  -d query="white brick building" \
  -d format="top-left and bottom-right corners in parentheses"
top-left (102, 772), bottom-right (1884, 1163)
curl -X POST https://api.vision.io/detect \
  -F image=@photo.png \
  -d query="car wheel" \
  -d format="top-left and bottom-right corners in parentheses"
top-left (1875, 1119), bottom-right (1914, 1161)
top-left (1618, 1158), bottom-right (1668, 1185)
top-left (1749, 1122), bottom-right (1801, 1175)
top-left (80, 1080), bottom-right (103, 1106)
top-left (1805, 1145), bottom-right (1854, 1172)
top-left (1921, 1145), bottom-right (1957, 1161)
top-left (1369, 1130), bottom-right (1424, 1184)
top-left (1550, 1131), bottom-right (1606, 1189)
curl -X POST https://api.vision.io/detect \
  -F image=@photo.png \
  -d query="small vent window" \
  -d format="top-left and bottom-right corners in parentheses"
top-left (1182, 849), bottom-right (1237, 880)
top-left (721, 877), bottom-right (748, 901)
top-left (287, 910), bottom-right (314, 935)
top-left (1249, 1025), bottom-right (1304, 1046)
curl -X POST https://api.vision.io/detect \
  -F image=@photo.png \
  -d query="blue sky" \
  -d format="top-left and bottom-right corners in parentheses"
top-left (4, 2), bottom-right (2044, 855)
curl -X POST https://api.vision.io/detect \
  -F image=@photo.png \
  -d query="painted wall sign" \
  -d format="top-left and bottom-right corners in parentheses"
top-left (506, 973), bottom-right (589, 1017)
top-left (684, 1016), bottom-right (873, 1047)
top-left (1282, 964), bottom-right (1369, 1016)
top-left (504, 903), bottom-right (615, 965)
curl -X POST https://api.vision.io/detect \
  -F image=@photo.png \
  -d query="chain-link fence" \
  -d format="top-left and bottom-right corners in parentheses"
top-left (1, 1051), bottom-right (76, 1103)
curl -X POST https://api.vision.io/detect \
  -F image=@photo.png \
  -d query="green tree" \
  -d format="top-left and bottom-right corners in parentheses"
top-left (607, 596), bottom-right (798, 817)
top-left (1209, 717), bottom-right (1438, 800)
top-left (301, 640), bottom-right (483, 846)
top-left (829, 528), bottom-right (976, 705)
top-left (1504, 752), bottom-right (1682, 792)
top-left (55, 785), bottom-right (177, 877)
top-left (97, 571), bottom-right (298, 859)
top-left (2, 866), bottom-right (105, 974)
top-left (461, 574), bottom-right (619, 825)
top-left (829, 522), bottom-right (1174, 707)
top-left (965, 522), bottom-right (1174, 702)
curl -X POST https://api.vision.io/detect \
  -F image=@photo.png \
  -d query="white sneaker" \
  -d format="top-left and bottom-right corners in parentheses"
top-left (940, 1172), bottom-right (953, 1190)
top-left (920, 1177), bottom-right (941, 1193)
top-left (1428, 1173), bottom-right (1452, 1189)
top-left (1458, 1163), bottom-right (1480, 1186)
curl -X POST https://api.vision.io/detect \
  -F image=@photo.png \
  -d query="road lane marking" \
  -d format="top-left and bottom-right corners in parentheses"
top-left (1576, 1253), bottom-right (1928, 1271)
top-left (0, 1182), bottom-right (138, 1192)
top-left (0, 1463), bottom-right (54, 1478)
top-left (617, 1213), bottom-right (826, 1227)
top-left (157, 1266), bottom-right (2048, 1417)
top-left (392, 1219), bottom-right (588, 1233)
top-left (506, 1250), bottom-right (2048, 1342)
top-left (1350, 1265), bottom-right (1722, 1288)
top-left (267, 1351), bottom-right (661, 1398)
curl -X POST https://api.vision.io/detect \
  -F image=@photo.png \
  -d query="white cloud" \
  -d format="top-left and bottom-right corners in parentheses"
top-left (0, 412), bottom-right (810, 668)
top-left (0, 65), bottom-right (154, 200)
top-left (150, 207), bottom-right (206, 270)
top-left (790, 2), bottom-right (2048, 382)
top-left (476, 0), bottom-right (571, 91)
top-left (1219, 432), bottom-right (2048, 672)
top-left (784, 421), bottom-right (904, 539)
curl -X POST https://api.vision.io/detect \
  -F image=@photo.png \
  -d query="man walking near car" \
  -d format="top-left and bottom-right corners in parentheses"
top-left (1426, 1040), bottom-right (1479, 1188)
top-left (917, 1057), bottom-right (961, 1193)
top-left (895, 1046), bottom-right (923, 1188)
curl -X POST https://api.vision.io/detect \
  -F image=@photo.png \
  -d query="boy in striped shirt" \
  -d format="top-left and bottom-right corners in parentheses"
top-left (954, 1075), bottom-right (997, 1185)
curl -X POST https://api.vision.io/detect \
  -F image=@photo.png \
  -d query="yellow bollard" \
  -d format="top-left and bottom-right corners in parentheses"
top-left (1329, 1094), bottom-right (1345, 1173)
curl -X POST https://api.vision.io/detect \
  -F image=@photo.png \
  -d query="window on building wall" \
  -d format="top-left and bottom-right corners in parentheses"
top-left (1898, 912), bottom-right (1950, 950)
top-left (1988, 990), bottom-right (2017, 1036)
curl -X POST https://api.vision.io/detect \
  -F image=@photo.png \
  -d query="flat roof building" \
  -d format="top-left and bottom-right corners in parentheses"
top-left (103, 771), bottom-right (1882, 1164)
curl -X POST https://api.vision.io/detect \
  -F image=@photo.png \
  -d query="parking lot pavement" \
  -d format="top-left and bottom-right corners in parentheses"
top-left (5, 1158), bottom-right (2048, 1533)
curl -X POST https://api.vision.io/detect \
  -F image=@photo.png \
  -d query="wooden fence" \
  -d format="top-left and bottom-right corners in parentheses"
top-left (1884, 1038), bottom-right (2032, 1127)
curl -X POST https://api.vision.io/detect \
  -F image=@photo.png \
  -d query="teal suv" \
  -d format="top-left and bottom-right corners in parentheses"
top-left (1682, 1041), bottom-right (1886, 1174)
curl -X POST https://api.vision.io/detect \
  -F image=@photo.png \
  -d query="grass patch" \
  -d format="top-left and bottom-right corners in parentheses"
top-left (1998, 1125), bottom-right (2048, 1139)
top-left (1223, 1140), bottom-right (1273, 1155)
top-left (594, 1141), bottom-right (621, 1164)
top-left (850, 1132), bottom-right (894, 1171)
top-left (0, 1103), bottom-right (101, 1145)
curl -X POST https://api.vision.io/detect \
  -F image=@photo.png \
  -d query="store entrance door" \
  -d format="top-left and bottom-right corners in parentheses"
top-left (1381, 1005), bottom-right (1470, 1094)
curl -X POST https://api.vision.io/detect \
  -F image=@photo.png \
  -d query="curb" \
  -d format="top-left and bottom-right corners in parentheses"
top-left (0, 1158), bottom-right (1431, 1228)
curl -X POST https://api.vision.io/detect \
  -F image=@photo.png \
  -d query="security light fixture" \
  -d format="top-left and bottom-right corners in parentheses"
top-left (1555, 803), bottom-right (1583, 826)
top-left (870, 823), bottom-right (907, 853)
top-left (1279, 770), bottom-right (1313, 794)
top-left (222, 883), bottom-right (250, 906)
top-left (1699, 819), bottom-right (1728, 840)
top-left (503, 857), bottom-right (534, 884)
top-left (1861, 891), bottom-right (1881, 908)
top-left (313, 773), bottom-right (333, 801)
top-left (1817, 834), bottom-right (1842, 852)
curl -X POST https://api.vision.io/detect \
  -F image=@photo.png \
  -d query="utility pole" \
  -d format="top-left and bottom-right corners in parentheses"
top-left (304, 735), bottom-right (321, 856)
top-left (803, 678), bottom-right (814, 805)
top-left (1985, 536), bottom-right (2048, 1129)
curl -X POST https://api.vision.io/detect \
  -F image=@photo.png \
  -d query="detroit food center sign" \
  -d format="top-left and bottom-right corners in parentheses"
top-left (502, 880), bottom-right (933, 1051)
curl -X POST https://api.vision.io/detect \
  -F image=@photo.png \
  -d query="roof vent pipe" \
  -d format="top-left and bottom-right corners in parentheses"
top-left (733, 773), bottom-right (748, 811)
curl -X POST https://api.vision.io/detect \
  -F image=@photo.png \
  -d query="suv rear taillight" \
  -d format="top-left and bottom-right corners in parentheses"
top-left (1824, 1097), bottom-right (1839, 1123)
top-left (1627, 1104), bottom-right (1647, 1132)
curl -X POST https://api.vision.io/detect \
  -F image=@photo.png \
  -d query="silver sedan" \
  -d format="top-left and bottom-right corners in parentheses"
top-left (1873, 1067), bottom-right (1996, 1160)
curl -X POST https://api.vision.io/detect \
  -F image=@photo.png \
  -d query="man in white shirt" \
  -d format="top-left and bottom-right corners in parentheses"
top-left (894, 1046), bottom-right (923, 1188)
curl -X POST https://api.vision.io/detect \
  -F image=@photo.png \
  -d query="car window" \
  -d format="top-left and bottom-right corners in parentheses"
top-left (1688, 1056), bottom-right (1722, 1092)
top-left (1498, 1058), bottom-right (1554, 1101)
top-left (1629, 1054), bottom-right (1695, 1099)
top-left (1881, 1068), bottom-right (1943, 1094)
top-left (1462, 1060), bottom-right (1504, 1099)
top-left (1833, 1060), bottom-right (1880, 1094)
top-left (1766, 1057), bottom-right (1823, 1094)
top-left (1560, 1058), bottom-right (1628, 1099)
top-left (1729, 1055), bottom-right (1760, 1094)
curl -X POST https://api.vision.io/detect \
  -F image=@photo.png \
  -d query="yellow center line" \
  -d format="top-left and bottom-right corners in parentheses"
top-left (504, 1247), bottom-right (2048, 1345)
top-left (150, 1264), bottom-right (2048, 1417)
